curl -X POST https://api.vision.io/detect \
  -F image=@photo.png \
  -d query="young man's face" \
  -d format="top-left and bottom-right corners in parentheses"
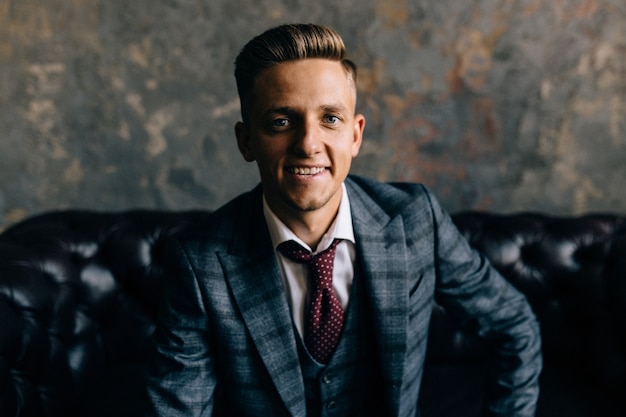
top-left (236, 58), bottom-right (365, 221)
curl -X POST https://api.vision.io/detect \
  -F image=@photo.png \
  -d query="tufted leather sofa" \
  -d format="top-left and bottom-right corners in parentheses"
top-left (0, 209), bottom-right (624, 417)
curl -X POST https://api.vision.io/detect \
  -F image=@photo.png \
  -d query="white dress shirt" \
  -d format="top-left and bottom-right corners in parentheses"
top-left (263, 183), bottom-right (356, 338)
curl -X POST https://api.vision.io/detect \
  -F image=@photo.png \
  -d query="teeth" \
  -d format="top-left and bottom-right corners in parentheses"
top-left (289, 167), bottom-right (325, 175)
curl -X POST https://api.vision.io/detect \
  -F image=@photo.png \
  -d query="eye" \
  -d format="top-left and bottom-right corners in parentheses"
top-left (270, 118), bottom-right (291, 129)
top-left (324, 115), bottom-right (340, 124)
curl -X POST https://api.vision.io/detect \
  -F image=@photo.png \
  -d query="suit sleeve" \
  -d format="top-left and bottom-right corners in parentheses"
top-left (145, 237), bottom-right (217, 417)
top-left (424, 188), bottom-right (542, 417)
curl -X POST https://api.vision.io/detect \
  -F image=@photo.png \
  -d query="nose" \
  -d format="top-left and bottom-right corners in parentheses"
top-left (292, 119), bottom-right (322, 156)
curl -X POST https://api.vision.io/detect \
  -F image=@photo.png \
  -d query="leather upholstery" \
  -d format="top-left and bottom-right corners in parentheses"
top-left (0, 210), bottom-right (624, 416)
top-left (421, 212), bottom-right (626, 417)
top-left (0, 210), bottom-right (204, 417)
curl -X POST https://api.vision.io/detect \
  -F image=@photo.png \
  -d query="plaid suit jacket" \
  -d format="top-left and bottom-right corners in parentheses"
top-left (146, 175), bottom-right (541, 417)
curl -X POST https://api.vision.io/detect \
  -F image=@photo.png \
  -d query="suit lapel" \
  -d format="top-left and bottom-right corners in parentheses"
top-left (218, 190), bottom-right (305, 416)
top-left (347, 180), bottom-right (409, 415)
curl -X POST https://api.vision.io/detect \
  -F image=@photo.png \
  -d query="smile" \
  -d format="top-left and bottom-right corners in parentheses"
top-left (286, 167), bottom-right (327, 175)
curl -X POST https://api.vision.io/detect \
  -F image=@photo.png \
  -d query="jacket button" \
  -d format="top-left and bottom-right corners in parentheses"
top-left (322, 374), bottom-right (332, 384)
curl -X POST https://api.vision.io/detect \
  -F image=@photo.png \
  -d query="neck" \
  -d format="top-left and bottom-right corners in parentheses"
top-left (268, 194), bottom-right (341, 250)
top-left (282, 209), bottom-right (338, 251)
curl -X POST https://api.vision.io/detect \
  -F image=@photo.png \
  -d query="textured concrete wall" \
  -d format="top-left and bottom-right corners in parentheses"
top-left (1, 0), bottom-right (625, 229)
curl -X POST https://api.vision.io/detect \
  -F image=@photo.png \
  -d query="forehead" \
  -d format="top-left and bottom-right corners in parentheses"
top-left (251, 59), bottom-right (356, 109)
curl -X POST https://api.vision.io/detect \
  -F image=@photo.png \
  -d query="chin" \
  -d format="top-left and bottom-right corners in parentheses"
top-left (278, 185), bottom-right (339, 213)
top-left (285, 199), bottom-right (324, 212)
top-left (282, 194), bottom-right (330, 213)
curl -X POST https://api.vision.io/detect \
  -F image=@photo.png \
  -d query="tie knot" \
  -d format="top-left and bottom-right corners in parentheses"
top-left (278, 238), bottom-right (340, 264)
top-left (277, 239), bottom-right (341, 289)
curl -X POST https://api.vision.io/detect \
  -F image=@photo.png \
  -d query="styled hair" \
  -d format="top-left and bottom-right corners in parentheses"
top-left (234, 23), bottom-right (357, 122)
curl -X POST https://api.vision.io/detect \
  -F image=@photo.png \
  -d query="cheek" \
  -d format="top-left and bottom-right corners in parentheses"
top-left (253, 142), bottom-right (284, 167)
top-left (341, 139), bottom-right (360, 160)
top-left (333, 147), bottom-right (357, 171)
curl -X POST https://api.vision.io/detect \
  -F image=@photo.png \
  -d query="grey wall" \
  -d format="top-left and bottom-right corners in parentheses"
top-left (1, 0), bottom-right (625, 229)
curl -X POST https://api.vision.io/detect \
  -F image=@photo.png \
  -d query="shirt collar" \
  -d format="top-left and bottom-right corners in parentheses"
top-left (263, 183), bottom-right (355, 254)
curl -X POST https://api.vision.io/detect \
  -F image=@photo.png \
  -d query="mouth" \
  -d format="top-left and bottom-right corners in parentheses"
top-left (286, 166), bottom-right (328, 176)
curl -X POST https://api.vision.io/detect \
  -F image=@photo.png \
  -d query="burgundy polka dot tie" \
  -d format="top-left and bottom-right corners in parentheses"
top-left (278, 239), bottom-right (344, 364)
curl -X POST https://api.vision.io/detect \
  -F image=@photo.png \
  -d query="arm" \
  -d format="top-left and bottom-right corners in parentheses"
top-left (145, 237), bottom-right (216, 417)
top-left (426, 190), bottom-right (542, 417)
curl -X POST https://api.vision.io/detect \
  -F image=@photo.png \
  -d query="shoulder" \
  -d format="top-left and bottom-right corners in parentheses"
top-left (171, 185), bottom-right (264, 248)
top-left (345, 175), bottom-right (441, 217)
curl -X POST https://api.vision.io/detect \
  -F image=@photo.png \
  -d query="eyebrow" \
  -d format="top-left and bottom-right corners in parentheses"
top-left (320, 103), bottom-right (349, 113)
top-left (265, 103), bottom-right (349, 116)
top-left (264, 106), bottom-right (294, 115)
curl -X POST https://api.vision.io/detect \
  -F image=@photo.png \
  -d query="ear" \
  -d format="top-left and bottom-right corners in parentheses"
top-left (351, 114), bottom-right (366, 157)
top-left (235, 121), bottom-right (256, 162)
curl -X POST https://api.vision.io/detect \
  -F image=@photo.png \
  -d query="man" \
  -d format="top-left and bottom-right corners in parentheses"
top-left (146, 23), bottom-right (541, 416)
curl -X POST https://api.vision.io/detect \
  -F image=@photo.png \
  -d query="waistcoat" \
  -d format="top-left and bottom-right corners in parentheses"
top-left (296, 271), bottom-right (389, 417)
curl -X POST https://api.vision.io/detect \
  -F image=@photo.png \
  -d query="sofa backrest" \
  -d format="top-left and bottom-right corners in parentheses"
top-left (450, 212), bottom-right (626, 385)
top-left (0, 210), bottom-right (206, 416)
